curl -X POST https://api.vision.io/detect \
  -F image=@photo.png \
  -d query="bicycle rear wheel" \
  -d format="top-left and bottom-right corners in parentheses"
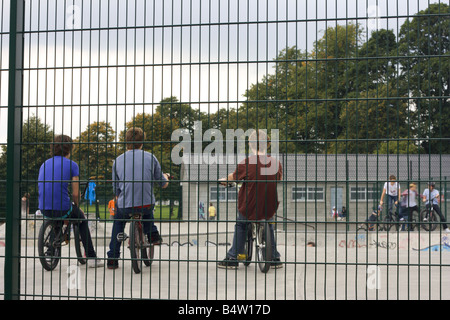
top-left (72, 223), bottom-right (86, 265)
top-left (256, 223), bottom-right (272, 273)
top-left (420, 208), bottom-right (438, 231)
top-left (38, 220), bottom-right (62, 271)
top-left (129, 220), bottom-right (144, 274)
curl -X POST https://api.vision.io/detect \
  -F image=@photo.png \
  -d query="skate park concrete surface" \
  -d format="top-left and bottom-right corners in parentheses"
top-left (1, 218), bottom-right (449, 300)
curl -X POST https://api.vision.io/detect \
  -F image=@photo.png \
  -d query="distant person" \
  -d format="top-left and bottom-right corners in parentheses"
top-left (331, 207), bottom-right (338, 220)
top-left (209, 203), bottom-right (216, 220)
top-left (399, 183), bottom-right (419, 229)
top-left (199, 202), bottom-right (206, 220)
top-left (107, 127), bottom-right (169, 270)
top-left (108, 198), bottom-right (116, 219)
top-left (422, 182), bottom-right (450, 233)
top-left (339, 206), bottom-right (347, 219)
top-left (380, 175), bottom-right (401, 215)
top-left (21, 193), bottom-right (30, 217)
top-left (38, 135), bottom-right (103, 268)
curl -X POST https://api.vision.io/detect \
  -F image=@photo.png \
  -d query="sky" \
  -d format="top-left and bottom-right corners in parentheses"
top-left (0, 0), bottom-right (439, 145)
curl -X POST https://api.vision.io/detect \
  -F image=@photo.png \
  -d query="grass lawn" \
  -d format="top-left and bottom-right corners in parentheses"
top-left (81, 203), bottom-right (179, 221)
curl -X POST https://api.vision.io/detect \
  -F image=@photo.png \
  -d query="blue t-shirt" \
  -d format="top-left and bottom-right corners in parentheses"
top-left (38, 156), bottom-right (79, 211)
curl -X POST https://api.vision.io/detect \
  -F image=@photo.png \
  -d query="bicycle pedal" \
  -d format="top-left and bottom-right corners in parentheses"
top-left (117, 232), bottom-right (128, 242)
top-left (237, 254), bottom-right (247, 261)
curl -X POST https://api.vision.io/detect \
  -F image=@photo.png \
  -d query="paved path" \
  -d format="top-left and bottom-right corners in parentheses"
top-left (1, 221), bottom-right (450, 300)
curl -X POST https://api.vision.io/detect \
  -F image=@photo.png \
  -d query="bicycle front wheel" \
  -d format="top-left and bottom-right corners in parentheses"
top-left (420, 208), bottom-right (438, 231)
top-left (256, 223), bottom-right (272, 273)
top-left (383, 214), bottom-right (398, 232)
top-left (38, 220), bottom-right (62, 271)
top-left (129, 220), bottom-right (143, 274)
top-left (242, 224), bottom-right (253, 267)
top-left (409, 210), bottom-right (420, 231)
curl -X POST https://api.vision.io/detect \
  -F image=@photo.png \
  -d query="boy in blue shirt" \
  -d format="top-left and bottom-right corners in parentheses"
top-left (38, 135), bottom-right (103, 268)
top-left (107, 127), bottom-right (169, 269)
top-left (422, 182), bottom-right (450, 233)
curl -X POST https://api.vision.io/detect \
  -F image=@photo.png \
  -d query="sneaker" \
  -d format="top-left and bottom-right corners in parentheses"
top-left (151, 232), bottom-right (162, 245)
top-left (444, 228), bottom-right (450, 233)
top-left (87, 258), bottom-right (104, 268)
top-left (107, 259), bottom-right (119, 270)
top-left (271, 258), bottom-right (283, 269)
top-left (217, 257), bottom-right (239, 269)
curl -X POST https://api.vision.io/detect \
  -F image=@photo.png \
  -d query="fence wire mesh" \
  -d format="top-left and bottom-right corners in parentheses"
top-left (1, 0), bottom-right (450, 300)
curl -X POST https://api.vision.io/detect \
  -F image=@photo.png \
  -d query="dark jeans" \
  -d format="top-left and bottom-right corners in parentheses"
top-left (399, 206), bottom-right (418, 231)
top-left (426, 204), bottom-right (448, 229)
top-left (107, 206), bottom-right (155, 259)
top-left (226, 212), bottom-right (280, 260)
top-left (43, 206), bottom-right (97, 258)
top-left (387, 194), bottom-right (398, 214)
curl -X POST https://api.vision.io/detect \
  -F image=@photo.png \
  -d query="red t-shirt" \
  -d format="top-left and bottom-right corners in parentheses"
top-left (232, 155), bottom-right (282, 221)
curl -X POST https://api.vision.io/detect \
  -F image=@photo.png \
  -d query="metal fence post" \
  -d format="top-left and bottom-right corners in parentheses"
top-left (5, 0), bottom-right (24, 300)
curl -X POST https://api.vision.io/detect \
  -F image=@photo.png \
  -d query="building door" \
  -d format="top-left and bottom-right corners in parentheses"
top-left (330, 187), bottom-right (343, 217)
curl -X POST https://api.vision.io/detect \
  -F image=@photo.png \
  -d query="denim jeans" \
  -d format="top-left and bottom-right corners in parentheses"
top-left (43, 206), bottom-right (97, 258)
top-left (226, 212), bottom-right (280, 260)
top-left (107, 205), bottom-right (155, 259)
top-left (387, 194), bottom-right (398, 214)
top-left (426, 204), bottom-right (448, 230)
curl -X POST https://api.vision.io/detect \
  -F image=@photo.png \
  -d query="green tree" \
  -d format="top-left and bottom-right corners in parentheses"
top-left (398, 3), bottom-right (450, 153)
top-left (72, 121), bottom-right (116, 201)
top-left (349, 29), bottom-right (399, 93)
top-left (0, 116), bottom-right (54, 216)
top-left (335, 84), bottom-right (409, 154)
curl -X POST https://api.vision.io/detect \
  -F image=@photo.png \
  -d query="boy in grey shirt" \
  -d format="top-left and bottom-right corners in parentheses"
top-left (107, 127), bottom-right (169, 269)
top-left (422, 182), bottom-right (450, 233)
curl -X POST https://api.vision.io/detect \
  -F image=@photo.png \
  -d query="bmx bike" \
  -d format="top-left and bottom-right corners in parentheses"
top-left (222, 182), bottom-right (273, 273)
top-left (117, 212), bottom-right (155, 274)
top-left (38, 204), bottom-right (86, 271)
top-left (420, 205), bottom-right (441, 231)
top-left (382, 204), bottom-right (420, 232)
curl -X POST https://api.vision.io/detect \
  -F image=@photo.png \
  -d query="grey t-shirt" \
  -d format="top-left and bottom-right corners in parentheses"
top-left (112, 149), bottom-right (167, 208)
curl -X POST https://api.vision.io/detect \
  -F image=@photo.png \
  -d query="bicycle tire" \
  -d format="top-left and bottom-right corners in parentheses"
top-left (72, 223), bottom-right (87, 265)
top-left (420, 207), bottom-right (438, 231)
top-left (384, 214), bottom-right (398, 232)
top-left (409, 210), bottom-right (420, 231)
top-left (129, 219), bottom-right (143, 274)
top-left (256, 223), bottom-right (272, 273)
top-left (243, 224), bottom-right (253, 267)
top-left (38, 220), bottom-right (62, 271)
top-left (142, 242), bottom-right (154, 267)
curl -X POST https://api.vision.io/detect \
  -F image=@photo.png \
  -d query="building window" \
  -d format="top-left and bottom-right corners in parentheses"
top-left (210, 186), bottom-right (237, 202)
top-left (350, 187), bottom-right (377, 201)
top-left (444, 188), bottom-right (450, 202)
top-left (292, 186), bottom-right (324, 202)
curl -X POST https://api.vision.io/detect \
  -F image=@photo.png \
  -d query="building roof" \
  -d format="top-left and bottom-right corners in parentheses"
top-left (181, 154), bottom-right (450, 183)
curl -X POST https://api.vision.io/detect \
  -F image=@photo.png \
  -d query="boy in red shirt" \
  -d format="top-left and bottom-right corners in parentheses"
top-left (217, 130), bottom-right (282, 269)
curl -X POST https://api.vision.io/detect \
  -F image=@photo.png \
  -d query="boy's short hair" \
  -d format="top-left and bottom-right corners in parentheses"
top-left (126, 127), bottom-right (146, 150)
top-left (248, 130), bottom-right (270, 152)
top-left (410, 183), bottom-right (416, 188)
top-left (51, 135), bottom-right (73, 157)
top-left (389, 175), bottom-right (396, 180)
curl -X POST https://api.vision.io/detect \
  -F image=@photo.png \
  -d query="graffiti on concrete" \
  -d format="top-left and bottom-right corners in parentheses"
top-left (413, 235), bottom-right (450, 252)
